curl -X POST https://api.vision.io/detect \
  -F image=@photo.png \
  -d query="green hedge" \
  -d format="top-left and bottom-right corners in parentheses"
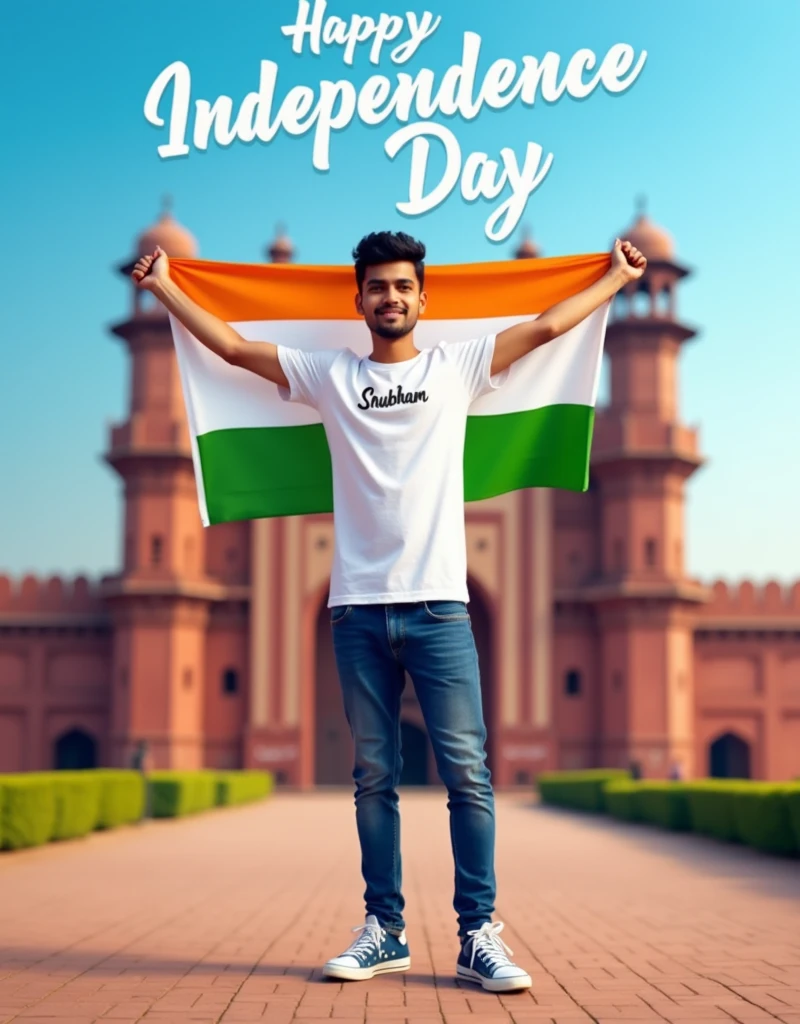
top-left (537, 772), bottom-right (800, 858)
top-left (683, 781), bottom-right (798, 855)
top-left (637, 782), bottom-right (693, 831)
top-left (733, 785), bottom-right (797, 856)
top-left (31, 772), bottom-right (102, 840)
top-left (683, 781), bottom-right (742, 841)
top-left (604, 781), bottom-right (693, 829)
top-left (604, 780), bottom-right (642, 822)
top-left (216, 770), bottom-right (274, 806)
top-left (787, 789), bottom-right (800, 851)
top-left (537, 770), bottom-right (631, 812)
top-left (96, 770), bottom-right (146, 828)
top-left (148, 770), bottom-right (221, 818)
top-left (149, 770), bottom-right (275, 816)
top-left (0, 775), bottom-right (56, 850)
top-left (1, 768), bottom-right (273, 851)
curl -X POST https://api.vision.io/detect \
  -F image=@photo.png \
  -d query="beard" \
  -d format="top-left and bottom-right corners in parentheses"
top-left (369, 307), bottom-right (418, 340)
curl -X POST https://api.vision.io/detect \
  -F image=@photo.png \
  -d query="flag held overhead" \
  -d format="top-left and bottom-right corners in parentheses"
top-left (167, 253), bottom-right (611, 527)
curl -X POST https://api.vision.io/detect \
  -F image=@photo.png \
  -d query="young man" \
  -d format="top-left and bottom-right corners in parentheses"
top-left (132, 232), bottom-right (645, 993)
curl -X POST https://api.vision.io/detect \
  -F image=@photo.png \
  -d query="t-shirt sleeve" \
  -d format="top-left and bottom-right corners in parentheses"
top-left (445, 334), bottom-right (507, 401)
top-left (276, 346), bottom-right (337, 409)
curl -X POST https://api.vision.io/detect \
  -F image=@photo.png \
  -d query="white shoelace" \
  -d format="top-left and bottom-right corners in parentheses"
top-left (343, 920), bottom-right (384, 960)
top-left (465, 921), bottom-right (515, 972)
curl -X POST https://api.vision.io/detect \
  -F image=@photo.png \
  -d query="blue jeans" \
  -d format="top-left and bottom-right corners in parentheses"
top-left (330, 601), bottom-right (496, 938)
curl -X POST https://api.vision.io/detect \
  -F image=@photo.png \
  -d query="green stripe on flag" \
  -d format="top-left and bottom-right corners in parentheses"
top-left (198, 423), bottom-right (333, 523)
top-left (465, 404), bottom-right (595, 500)
top-left (196, 404), bottom-right (595, 524)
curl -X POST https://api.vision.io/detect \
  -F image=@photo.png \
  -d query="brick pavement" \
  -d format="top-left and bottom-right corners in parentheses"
top-left (0, 790), bottom-right (799, 1024)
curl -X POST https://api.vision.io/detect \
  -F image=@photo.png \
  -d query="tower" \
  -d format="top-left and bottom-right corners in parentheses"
top-left (243, 224), bottom-right (304, 783)
top-left (588, 199), bottom-right (709, 777)
top-left (101, 199), bottom-right (212, 768)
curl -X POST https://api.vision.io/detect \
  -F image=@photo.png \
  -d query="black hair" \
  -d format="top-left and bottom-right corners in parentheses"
top-left (352, 231), bottom-right (426, 292)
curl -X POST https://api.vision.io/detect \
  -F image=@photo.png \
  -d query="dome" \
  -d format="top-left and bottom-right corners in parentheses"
top-left (267, 225), bottom-right (294, 263)
top-left (618, 210), bottom-right (674, 262)
top-left (136, 208), bottom-right (197, 259)
top-left (514, 227), bottom-right (541, 260)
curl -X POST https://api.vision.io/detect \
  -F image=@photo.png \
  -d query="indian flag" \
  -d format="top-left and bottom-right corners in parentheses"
top-left (167, 253), bottom-right (611, 526)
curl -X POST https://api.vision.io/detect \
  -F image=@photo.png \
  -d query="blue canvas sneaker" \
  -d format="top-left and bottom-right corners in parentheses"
top-left (456, 921), bottom-right (532, 992)
top-left (322, 914), bottom-right (410, 981)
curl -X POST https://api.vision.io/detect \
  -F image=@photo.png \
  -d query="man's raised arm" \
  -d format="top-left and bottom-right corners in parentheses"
top-left (490, 238), bottom-right (647, 377)
top-left (132, 245), bottom-right (290, 389)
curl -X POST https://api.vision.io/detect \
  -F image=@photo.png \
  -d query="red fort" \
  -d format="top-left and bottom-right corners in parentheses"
top-left (1, 207), bottom-right (799, 785)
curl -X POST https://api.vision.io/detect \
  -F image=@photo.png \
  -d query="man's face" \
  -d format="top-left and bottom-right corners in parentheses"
top-left (355, 261), bottom-right (427, 340)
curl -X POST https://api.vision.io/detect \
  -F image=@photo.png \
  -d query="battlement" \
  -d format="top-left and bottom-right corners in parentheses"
top-left (2, 573), bottom-right (798, 619)
top-left (0, 574), bottom-right (106, 614)
top-left (699, 579), bottom-right (800, 618)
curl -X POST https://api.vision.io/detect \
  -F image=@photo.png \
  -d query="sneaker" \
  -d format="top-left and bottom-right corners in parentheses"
top-left (322, 914), bottom-right (411, 981)
top-left (456, 921), bottom-right (532, 992)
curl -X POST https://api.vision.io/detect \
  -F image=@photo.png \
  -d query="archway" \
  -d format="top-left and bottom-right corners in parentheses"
top-left (312, 580), bottom-right (495, 786)
top-left (468, 579), bottom-right (495, 775)
top-left (400, 721), bottom-right (429, 785)
top-left (54, 728), bottom-right (97, 770)
top-left (709, 732), bottom-right (751, 779)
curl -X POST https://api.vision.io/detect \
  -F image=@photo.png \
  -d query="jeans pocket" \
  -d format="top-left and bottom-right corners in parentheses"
top-left (330, 604), bottom-right (353, 625)
top-left (423, 600), bottom-right (470, 622)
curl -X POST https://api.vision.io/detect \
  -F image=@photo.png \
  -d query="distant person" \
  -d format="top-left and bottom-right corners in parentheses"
top-left (668, 762), bottom-right (683, 781)
top-left (132, 231), bottom-right (645, 993)
top-left (130, 740), bottom-right (151, 819)
top-left (130, 740), bottom-right (149, 772)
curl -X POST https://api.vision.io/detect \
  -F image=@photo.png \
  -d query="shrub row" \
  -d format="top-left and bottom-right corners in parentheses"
top-left (536, 770), bottom-right (631, 812)
top-left (217, 769), bottom-right (274, 807)
top-left (537, 771), bottom-right (800, 858)
top-left (147, 770), bottom-right (274, 817)
top-left (0, 769), bottom-right (274, 851)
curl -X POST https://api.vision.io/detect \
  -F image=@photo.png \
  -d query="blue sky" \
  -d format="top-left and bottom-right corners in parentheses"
top-left (2, 0), bottom-right (798, 583)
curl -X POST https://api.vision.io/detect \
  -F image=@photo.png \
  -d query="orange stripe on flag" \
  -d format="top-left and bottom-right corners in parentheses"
top-left (167, 252), bottom-right (612, 322)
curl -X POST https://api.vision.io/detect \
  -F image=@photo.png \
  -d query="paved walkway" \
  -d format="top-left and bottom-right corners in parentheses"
top-left (0, 790), bottom-right (799, 1024)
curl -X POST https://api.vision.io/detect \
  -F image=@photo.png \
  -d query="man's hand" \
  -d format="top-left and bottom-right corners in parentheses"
top-left (491, 238), bottom-right (648, 374)
top-left (130, 246), bottom-right (291, 387)
top-left (610, 238), bottom-right (647, 283)
top-left (131, 245), bottom-right (170, 291)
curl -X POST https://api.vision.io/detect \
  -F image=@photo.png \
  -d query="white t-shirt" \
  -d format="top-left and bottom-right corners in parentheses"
top-left (277, 336), bottom-right (503, 607)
